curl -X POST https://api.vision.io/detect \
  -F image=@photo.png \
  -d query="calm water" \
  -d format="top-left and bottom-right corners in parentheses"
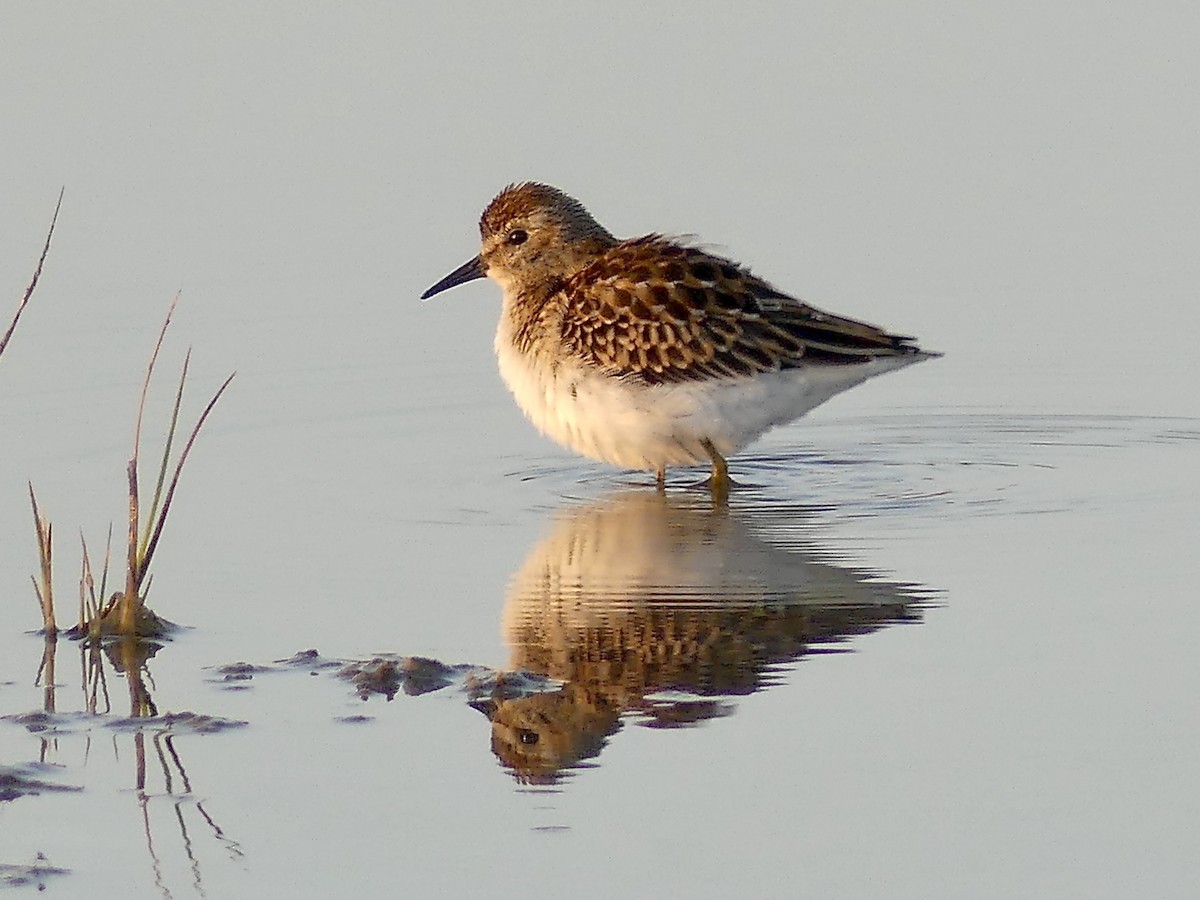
top-left (4, 4), bottom-right (1200, 898)
top-left (3, 399), bottom-right (1197, 896)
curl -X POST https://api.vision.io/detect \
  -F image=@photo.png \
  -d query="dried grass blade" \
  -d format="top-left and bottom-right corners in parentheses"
top-left (79, 532), bottom-right (93, 630)
top-left (140, 348), bottom-right (190, 560)
top-left (123, 459), bottom-right (141, 631)
top-left (0, 188), bottom-right (63, 360)
top-left (138, 372), bottom-right (235, 588)
top-left (28, 482), bottom-right (56, 635)
top-left (99, 522), bottom-right (113, 615)
top-left (132, 293), bottom-right (180, 474)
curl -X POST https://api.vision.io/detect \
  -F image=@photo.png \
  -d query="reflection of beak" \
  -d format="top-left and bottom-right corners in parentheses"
top-left (420, 255), bottom-right (486, 300)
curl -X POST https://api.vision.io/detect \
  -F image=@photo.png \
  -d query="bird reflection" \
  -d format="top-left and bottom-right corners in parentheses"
top-left (475, 489), bottom-right (930, 783)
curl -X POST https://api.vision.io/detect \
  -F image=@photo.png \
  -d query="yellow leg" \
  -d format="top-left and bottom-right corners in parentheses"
top-left (701, 439), bottom-right (729, 501)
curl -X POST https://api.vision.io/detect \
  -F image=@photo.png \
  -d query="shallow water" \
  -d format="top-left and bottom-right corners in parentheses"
top-left (4, 4), bottom-right (1200, 897)
top-left (3, 403), bottom-right (1198, 896)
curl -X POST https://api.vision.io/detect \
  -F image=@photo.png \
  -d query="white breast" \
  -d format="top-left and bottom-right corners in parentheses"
top-left (494, 316), bottom-right (923, 472)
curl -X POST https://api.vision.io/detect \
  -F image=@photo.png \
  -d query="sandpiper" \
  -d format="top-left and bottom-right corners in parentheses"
top-left (421, 182), bottom-right (939, 489)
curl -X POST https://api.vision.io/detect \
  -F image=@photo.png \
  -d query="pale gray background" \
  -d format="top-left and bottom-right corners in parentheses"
top-left (2, 3), bottom-right (1198, 898)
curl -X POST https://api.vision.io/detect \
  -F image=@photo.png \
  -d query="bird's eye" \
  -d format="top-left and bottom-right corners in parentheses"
top-left (518, 729), bottom-right (540, 745)
top-left (507, 229), bottom-right (528, 246)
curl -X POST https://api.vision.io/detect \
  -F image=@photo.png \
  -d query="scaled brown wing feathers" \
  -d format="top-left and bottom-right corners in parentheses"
top-left (559, 237), bottom-right (921, 385)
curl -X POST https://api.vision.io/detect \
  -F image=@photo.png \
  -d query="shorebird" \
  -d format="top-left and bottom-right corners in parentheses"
top-left (421, 182), bottom-right (938, 490)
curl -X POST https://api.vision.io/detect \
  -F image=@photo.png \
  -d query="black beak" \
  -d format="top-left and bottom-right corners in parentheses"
top-left (420, 255), bottom-right (486, 300)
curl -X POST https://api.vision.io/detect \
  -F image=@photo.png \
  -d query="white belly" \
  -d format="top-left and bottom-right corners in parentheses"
top-left (494, 322), bottom-right (925, 472)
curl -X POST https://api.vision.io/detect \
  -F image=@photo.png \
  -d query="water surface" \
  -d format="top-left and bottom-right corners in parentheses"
top-left (3, 4), bottom-right (1199, 897)
top-left (3, 407), bottom-right (1196, 897)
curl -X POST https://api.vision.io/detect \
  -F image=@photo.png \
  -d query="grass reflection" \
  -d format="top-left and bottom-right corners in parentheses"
top-left (16, 634), bottom-right (245, 897)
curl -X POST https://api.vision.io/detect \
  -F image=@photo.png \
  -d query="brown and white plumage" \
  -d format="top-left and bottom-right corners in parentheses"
top-left (560, 236), bottom-right (924, 384)
top-left (421, 182), bottom-right (939, 487)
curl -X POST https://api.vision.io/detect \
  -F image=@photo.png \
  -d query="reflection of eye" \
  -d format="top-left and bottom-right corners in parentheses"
top-left (518, 729), bottom-right (540, 745)
top-left (507, 229), bottom-right (528, 245)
